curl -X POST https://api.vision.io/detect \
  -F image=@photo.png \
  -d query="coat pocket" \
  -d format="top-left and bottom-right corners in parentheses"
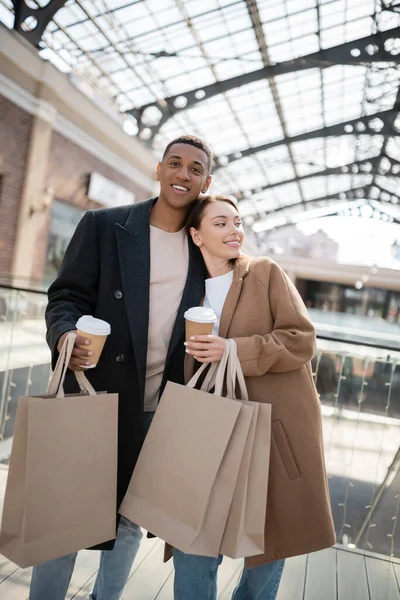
top-left (272, 420), bottom-right (300, 480)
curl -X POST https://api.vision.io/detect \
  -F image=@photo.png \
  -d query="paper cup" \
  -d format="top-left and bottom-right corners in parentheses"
top-left (76, 316), bottom-right (111, 368)
top-left (184, 307), bottom-right (217, 341)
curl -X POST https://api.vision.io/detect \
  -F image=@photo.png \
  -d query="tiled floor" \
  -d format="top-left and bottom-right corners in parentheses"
top-left (1, 539), bottom-right (400, 599)
top-left (1, 463), bottom-right (400, 599)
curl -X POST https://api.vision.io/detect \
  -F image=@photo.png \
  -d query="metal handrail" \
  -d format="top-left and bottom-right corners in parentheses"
top-left (0, 283), bottom-right (47, 295)
top-left (316, 333), bottom-right (400, 353)
top-left (1, 284), bottom-right (399, 352)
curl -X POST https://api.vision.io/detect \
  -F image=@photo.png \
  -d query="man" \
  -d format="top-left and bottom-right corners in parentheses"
top-left (30, 135), bottom-right (213, 600)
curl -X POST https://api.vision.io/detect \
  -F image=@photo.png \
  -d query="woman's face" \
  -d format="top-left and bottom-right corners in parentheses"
top-left (190, 201), bottom-right (245, 261)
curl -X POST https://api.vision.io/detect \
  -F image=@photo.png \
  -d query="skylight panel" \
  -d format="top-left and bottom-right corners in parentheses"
top-left (52, 4), bottom-right (87, 28)
top-left (272, 182), bottom-right (302, 204)
top-left (321, 5), bottom-right (346, 29)
top-left (258, 0), bottom-right (287, 22)
top-left (1, 0), bottom-right (397, 232)
top-left (346, 1), bottom-right (375, 21)
top-left (287, 0), bottom-right (317, 11)
top-left (262, 18), bottom-right (291, 47)
top-left (288, 8), bottom-right (318, 35)
top-left (291, 34), bottom-right (320, 56)
top-left (345, 16), bottom-right (373, 41)
top-left (183, 0), bottom-right (220, 14)
top-left (321, 24), bottom-right (347, 47)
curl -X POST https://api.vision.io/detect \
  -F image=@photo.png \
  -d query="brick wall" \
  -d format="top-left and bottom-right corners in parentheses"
top-left (0, 94), bottom-right (33, 277)
top-left (31, 131), bottom-right (154, 279)
top-left (0, 97), bottom-right (154, 280)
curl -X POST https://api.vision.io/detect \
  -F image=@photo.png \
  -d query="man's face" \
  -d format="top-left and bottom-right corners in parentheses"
top-left (156, 143), bottom-right (212, 209)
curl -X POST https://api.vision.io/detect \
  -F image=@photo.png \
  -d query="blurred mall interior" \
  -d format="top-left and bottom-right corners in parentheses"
top-left (0, 0), bottom-right (399, 596)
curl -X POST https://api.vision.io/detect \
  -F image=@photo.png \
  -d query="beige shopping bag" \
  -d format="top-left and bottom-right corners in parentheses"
top-left (0, 333), bottom-right (118, 568)
top-left (119, 346), bottom-right (254, 557)
top-left (180, 356), bottom-right (254, 557)
top-left (219, 339), bottom-right (272, 559)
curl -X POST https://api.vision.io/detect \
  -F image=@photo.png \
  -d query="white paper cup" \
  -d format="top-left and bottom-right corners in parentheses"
top-left (184, 307), bottom-right (217, 341)
top-left (76, 316), bottom-right (111, 368)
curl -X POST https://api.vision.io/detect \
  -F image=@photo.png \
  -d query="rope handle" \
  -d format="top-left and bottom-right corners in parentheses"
top-left (47, 332), bottom-right (96, 398)
top-left (186, 338), bottom-right (248, 401)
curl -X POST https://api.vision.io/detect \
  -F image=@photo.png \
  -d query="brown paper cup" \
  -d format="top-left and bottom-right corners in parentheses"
top-left (185, 320), bottom-right (214, 341)
top-left (76, 330), bottom-right (108, 368)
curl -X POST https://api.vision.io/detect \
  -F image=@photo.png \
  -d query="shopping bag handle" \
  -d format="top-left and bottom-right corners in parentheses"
top-left (186, 339), bottom-right (230, 393)
top-left (213, 339), bottom-right (248, 401)
top-left (223, 339), bottom-right (249, 402)
top-left (186, 339), bottom-right (249, 402)
top-left (47, 332), bottom-right (96, 398)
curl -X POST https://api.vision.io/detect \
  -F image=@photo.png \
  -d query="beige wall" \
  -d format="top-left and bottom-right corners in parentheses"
top-left (274, 254), bottom-right (400, 292)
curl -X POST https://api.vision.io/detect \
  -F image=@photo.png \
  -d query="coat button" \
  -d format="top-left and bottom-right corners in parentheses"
top-left (114, 290), bottom-right (123, 299)
top-left (116, 354), bottom-right (125, 363)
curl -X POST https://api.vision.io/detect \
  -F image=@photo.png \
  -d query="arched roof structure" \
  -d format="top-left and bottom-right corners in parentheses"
top-left (1, 0), bottom-right (400, 233)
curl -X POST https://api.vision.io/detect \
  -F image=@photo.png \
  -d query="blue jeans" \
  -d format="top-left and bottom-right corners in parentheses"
top-left (173, 550), bottom-right (284, 600)
top-left (29, 412), bottom-right (155, 600)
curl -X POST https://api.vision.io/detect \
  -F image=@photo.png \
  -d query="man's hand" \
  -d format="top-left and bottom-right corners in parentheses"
top-left (184, 335), bottom-right (226, 363)
top-left (57, 330), bottom-right (93, 371)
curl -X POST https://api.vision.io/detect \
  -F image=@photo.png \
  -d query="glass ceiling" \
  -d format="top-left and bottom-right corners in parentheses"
top-left (1, 0), bottom-right (400, 236)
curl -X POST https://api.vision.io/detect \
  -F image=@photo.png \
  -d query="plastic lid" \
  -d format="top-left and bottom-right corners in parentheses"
top-left (76, 315), bottom-right (111, 335)
top-left (184, 306), bottom-right (217, 323)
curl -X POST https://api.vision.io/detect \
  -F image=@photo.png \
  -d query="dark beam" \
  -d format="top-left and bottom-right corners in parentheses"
top-left (381, 0), bottom-right (400, 13)
top-left (12, 0), bottom-right (67, 47)
top-left (126, 28), bottom-right (400, 139)
top-left (232, 156), bottom-right (387, 200)
top-left (254, 200), bottom-right (400, 232)
top-left (364, 85), bottom-right (400, 201)
top-left (371, 183), bottom-right (400, 201)
top-left (251, 188), bottom-right (368, 222)
top-left (248, 187), bottom-right (400, 231)
top-left (244, 0), bottom-right (306, 207)
top-left (213, 109), bottom-right (399, 170)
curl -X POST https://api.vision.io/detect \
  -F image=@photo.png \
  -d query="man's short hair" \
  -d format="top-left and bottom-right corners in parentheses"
top-left (162, 135), bottom-right (213, 175)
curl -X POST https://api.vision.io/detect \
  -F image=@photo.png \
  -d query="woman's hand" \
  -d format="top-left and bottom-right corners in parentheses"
top-left (184, 335), bottom-right (226, 363)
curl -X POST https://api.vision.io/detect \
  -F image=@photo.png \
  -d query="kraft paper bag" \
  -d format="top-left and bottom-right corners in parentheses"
top-left (183, 357), bottom-right (254, 557)
top-left (119, 344), bottom-right (253, 557)
top-left (0, 333), bottom-right (118, 568)
top-left (219, 339), bottom-right (271, 559)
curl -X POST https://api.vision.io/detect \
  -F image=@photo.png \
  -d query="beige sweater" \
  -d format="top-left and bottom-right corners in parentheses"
top-left (144, 225), bottom-right (188, 411)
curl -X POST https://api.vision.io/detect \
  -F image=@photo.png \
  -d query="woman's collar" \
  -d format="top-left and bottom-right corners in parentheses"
top-left (232, 253), bottom-right (251, 281)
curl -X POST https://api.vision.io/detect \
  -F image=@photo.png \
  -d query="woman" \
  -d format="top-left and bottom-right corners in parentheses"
top-left (173, 195), bottom-right (335, 600)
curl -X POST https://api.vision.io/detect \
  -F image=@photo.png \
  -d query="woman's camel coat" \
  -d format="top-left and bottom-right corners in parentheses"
top-left (174, 253), bottom-right (336, 568)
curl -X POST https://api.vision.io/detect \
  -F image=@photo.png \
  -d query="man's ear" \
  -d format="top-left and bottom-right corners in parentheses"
top-left (156, 162), bottom-right (161, 181)
top-left (201, 175), bottom-right (212, 194)
top-left (190, 227), bottom-right (202, 247)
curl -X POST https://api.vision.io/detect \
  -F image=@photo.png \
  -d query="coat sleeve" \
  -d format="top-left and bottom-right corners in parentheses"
top-left (45, 210), bottom-right (100, 367)
top-left (233, 263), bottom-right (317, 377)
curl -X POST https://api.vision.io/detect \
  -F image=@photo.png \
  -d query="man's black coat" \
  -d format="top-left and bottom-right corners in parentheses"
top-left (45, 198), bottom-right (206, 548)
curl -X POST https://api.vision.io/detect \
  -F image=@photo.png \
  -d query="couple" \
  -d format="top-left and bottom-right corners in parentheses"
top-left (31, 135), bottom-right (335, 600)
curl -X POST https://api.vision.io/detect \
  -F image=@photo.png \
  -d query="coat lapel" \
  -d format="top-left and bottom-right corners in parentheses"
top-left (218, 255), bottom-right (251, 339)
top-left (116, 198), bottom-right (155, 402)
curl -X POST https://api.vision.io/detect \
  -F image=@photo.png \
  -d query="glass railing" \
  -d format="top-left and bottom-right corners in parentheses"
top-left (0, 287), bottom-right (399, 558)
top-left (313, 336), bottom-right (400, 559)
top-left (0, 285), bottom-right (50, 457)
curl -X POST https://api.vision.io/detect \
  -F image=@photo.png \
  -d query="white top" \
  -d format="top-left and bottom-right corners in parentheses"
top-left (203, 270), bottom-right (234, 335)
top-left (144, 225), bottom-right (189, 412)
